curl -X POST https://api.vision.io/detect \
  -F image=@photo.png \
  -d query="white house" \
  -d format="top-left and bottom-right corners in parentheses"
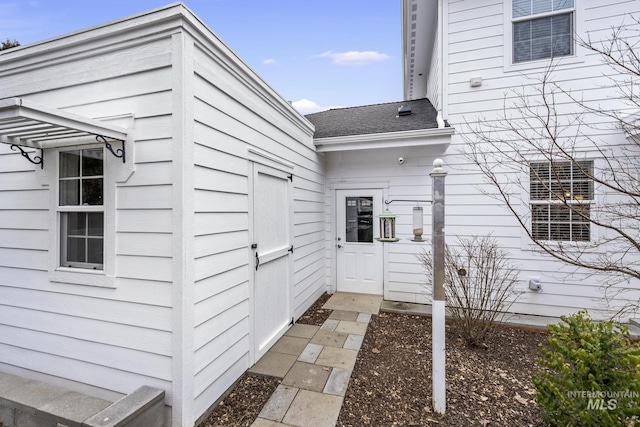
top-left (308, 0), bottom-right (640, 322)
top-left (0, 4), bottom-right (325, 426)
top-left (1, 1), bottom-right (639, 426)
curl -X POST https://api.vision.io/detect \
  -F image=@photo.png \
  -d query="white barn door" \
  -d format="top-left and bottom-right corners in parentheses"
top-left (336, 189), bottom-right (384, 294)
top-left (251, 162), bottom-right (293, 360)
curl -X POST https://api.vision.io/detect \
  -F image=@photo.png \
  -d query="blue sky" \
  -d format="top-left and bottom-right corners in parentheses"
top-left (0, 1), bottom-right (403, 114)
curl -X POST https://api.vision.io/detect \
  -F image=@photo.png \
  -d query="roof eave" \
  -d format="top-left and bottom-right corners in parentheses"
top-left (314, 127), bottom-right (455, 153)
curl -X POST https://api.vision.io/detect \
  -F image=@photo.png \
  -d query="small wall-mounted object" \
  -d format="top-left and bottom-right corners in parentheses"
top-left (470, 76), bottom-right (482, 87)
top-left (412, 206), bottom-right (424, 241)
top-left (398, 157), bottom-right (405, 165)
top-left (378, 209), bottom-right (399, 242)
top-left (529, 278), bottom-right (541, 291)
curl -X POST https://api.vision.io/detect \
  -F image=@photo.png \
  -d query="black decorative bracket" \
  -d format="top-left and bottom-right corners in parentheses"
top-left (11, 144), bottom-right (43, 169)
top-left (385, 199), bottom-right (431, 205)
top-left (97, 135), bottom-right (125, 163)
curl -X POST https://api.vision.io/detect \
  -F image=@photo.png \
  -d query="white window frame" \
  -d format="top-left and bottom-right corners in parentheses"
top-left (503, 0), bottom-right (585, 73)
top-left (47, 143), bottom-right (116, 288)
top-left (520, 154), bottom-right (601, 251)
top-left (529, 159), bottom-right (594, 242)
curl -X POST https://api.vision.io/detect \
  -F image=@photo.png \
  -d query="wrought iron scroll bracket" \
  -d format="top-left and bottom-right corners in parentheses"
top-left (11, 145), bottom-right (43, 169)
top-left (97, 135), bottom-right (125, 163)
top-left (385, 199), bottom-right (432, 205)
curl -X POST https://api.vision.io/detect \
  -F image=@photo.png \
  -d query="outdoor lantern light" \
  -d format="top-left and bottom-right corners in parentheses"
top-left (379, 209), bottom-right (398, 242)
top-left (412, 206), bottom-right (424, 241)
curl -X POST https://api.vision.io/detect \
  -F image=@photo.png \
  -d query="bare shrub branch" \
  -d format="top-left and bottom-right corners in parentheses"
top-left (420, 235), bottom-right (522, 346)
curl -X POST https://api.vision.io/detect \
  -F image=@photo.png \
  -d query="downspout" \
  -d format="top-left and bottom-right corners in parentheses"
top-left (437, 0), bottom-right (446, 128)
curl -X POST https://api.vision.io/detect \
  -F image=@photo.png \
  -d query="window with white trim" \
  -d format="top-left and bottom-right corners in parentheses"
top-left (530, 160), bottom-right (593, 241)
top-left (512, 0), bottom-right (575, 63)
top-left (58, 148), bottom-right (104, 269)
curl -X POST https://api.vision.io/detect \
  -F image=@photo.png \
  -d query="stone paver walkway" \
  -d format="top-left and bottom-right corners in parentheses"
top-left (249, 292), bottom-right (382, 427)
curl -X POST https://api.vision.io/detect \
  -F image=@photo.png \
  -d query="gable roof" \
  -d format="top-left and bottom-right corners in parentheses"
top-left (305, 98), bottom-right (441, 139)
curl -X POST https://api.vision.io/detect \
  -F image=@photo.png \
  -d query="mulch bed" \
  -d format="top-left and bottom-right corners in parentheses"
top-left (197, 293), bottom-right (548, 427)
top-left (337, 312), bottom-right (547, 426)
top-left (294, 292), bottom-right (332, 326)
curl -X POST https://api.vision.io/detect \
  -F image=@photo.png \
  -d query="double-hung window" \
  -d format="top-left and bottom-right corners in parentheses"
top-left (59, 148), bottom-right (104, 269)
top-left (530, 160), bottom-right (593, 242)
top-left (512, 0), bottom-right (575, 63)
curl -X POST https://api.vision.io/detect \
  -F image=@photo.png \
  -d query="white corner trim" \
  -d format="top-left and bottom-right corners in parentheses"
top-left (314, 127), bottom-right (455, 152)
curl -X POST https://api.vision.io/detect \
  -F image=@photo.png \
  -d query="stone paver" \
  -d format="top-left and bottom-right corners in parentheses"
top-left (258, 385), bottom-right (298, 422)
top-left (310, 329), bottom-right (348, 348)
top-left (356, 312), bottom-right (372, 323)
top-left (248, 293), bottom-right (383, 427)
top-left (282, 390), bottom-right (343, 427)
top-left (343, 334), bottom-right (364, 351)
top-left (322, 292), bottom-right (382, 314)
top-left (335, 320), bottom-right (368, 335)
top-left (248, 352), bottom-right (297, 378)
top-left (252, 418), bottom-right (295, 427)
top-left (281, 362), bottom-right (331, 392)
top-left (270, 336), bottom-right (310, 356)
top-left (297, 343), bottom-right (324, 364)
top-left (284, 324), bottom-right (319, 339)
top-left (329, 310), bottom-right (358, 321)
top-left (315, 346), bottom-right (358, 370)
top-left (319, 318), bottom-right (339, 331)
top-left (323, 368), bottom-right (351, 397)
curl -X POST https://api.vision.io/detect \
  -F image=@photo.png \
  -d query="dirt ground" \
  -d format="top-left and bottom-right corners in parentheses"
top-left (198, 293), bottom-right (547, 427)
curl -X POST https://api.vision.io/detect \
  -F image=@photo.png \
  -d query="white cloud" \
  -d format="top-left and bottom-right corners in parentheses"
top-left (313, 50), bottom-right (390, 66)
top-left (292, 99), bottom-right (343, 115)
top-left (263, 58), bottom-right (278, 65)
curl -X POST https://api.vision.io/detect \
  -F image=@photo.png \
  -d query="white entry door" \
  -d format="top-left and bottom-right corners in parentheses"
top-left (336, 189), bottom-right (383, 294)
top-left (252, 162), bottom-right (292, 360)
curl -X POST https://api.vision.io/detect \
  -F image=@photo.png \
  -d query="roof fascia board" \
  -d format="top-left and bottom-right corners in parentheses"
top-left (0, 3), bottom-right (314, 139)
top-left (314, 127), bottom-right (455, 153)
top-left (402, 0), bottom-right (438, 100)
top-left (179, 13), bottom-right (315, 137)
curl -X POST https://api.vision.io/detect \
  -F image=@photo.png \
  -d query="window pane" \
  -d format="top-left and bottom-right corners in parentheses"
top-left (88, 213), bottom-right (104, 236)
top-left (87, 238), bottom-right (103, 264)
top-left (82, 179), bottom-right (103, 205)
top-left (82, 149), bottom-right (103, 177)
top-left (345, 197), bottom-right (374, 243)
top-left (66, 212), bottom-right (86, 235)
top-left (553, 0), bottom-right (573, 11)
top-left (513, 0), bottom-right (531, 18)
top-left (59, 180), bottom-right (79, 206)
top-left (532, 0), bottom-right (552, 15)
top-left (66, 237), bottom-right (86, 263)
top-left (60, 151), bottom-right (80, 178)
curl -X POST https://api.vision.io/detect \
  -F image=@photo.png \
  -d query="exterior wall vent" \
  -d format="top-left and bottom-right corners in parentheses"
top-left (398, 105), bottom-right (412, 116)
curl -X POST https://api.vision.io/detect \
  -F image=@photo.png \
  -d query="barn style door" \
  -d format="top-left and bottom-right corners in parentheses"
top-left (251, 162), bottom-right (293, 360)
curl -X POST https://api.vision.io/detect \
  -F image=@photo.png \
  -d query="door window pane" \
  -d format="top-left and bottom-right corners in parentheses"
top-left (345, 197), bottom-right (373, 243)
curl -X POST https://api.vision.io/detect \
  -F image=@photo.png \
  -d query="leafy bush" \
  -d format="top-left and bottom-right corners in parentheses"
top-left (532, 310), bottom-right (640, 426)
top-left (420, 234), bottom-right (521, 345)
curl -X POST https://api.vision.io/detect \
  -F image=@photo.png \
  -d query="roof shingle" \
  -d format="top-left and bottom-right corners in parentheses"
top-left (305, 98), bottom-right (441, 139)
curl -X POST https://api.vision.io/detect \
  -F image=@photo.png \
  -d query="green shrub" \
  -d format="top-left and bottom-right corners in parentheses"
top-left (532, 310), bottom-right (640, 426)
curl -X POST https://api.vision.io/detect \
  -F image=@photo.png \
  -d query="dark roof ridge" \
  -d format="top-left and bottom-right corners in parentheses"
top-left (305, 98), bottom-right (440, 139)
top-left (306, 98), bottom-right (431, 117)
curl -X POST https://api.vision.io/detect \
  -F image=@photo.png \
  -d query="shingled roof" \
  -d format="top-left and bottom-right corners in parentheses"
top-left (305, 98), bottom-right (442, 139)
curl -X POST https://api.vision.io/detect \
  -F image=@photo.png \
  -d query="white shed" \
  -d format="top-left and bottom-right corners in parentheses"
top-left (0, 3), bottom-right (325, 425)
